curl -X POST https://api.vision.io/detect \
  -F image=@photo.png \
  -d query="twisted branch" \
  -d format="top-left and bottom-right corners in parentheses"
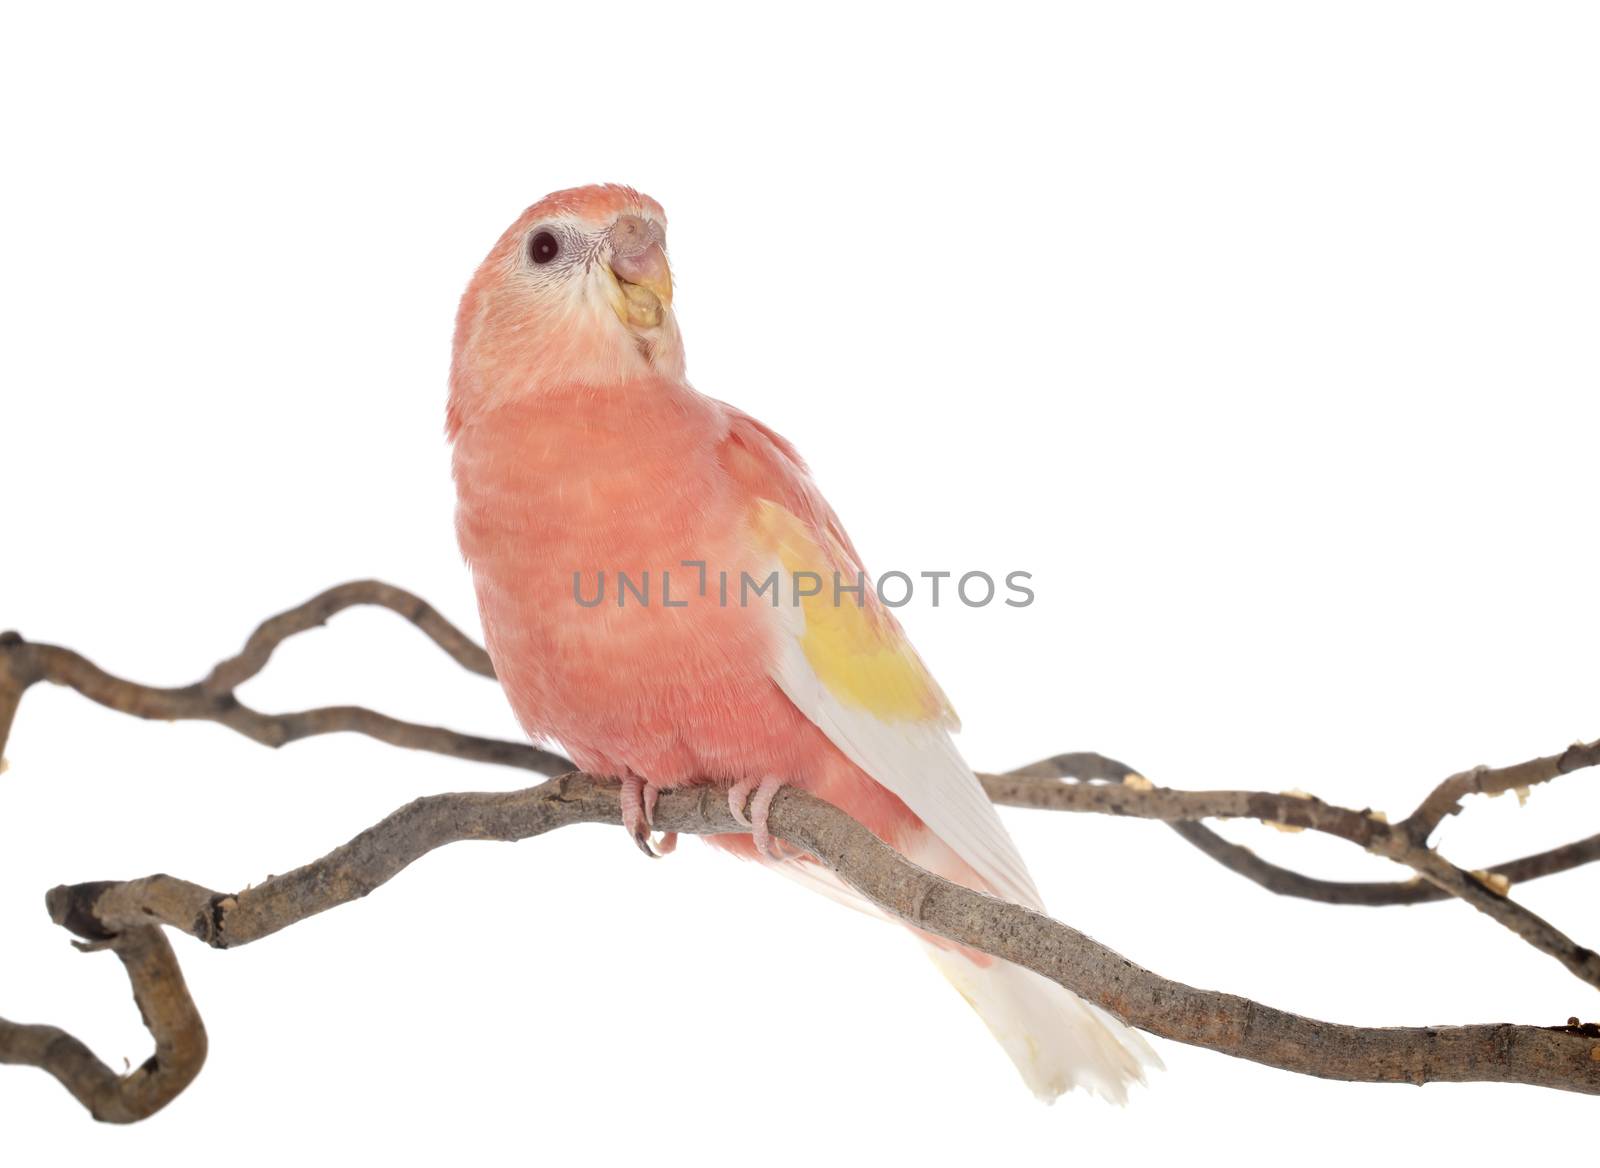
top-left (2, 581), bottom-right (1598, 1120)
top-left (0, 927), bottom-right (206, 1123)
top-left (15, 776), bottom-right (1600, 1103)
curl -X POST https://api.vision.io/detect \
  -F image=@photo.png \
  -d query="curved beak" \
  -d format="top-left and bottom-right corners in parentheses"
top-left (608, 215), bottom-right (672, 328)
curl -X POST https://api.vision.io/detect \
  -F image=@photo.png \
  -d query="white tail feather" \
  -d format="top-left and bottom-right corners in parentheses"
top-left (925, 947), bottom-right (1159, 1103)
top-left (768, 855), bottom-right (1159, 1102)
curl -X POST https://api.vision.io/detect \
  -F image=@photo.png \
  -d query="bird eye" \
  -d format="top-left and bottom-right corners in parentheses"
top-left (528, 230), bottom-right (560, 265)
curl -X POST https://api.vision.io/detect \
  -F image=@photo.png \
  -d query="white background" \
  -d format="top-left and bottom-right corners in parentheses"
top-left (2, 3), bottom-right (1597, 1163)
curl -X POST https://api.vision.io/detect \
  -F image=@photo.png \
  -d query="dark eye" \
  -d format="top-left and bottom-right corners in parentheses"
top-left (528, 230), bottom-right (560, 264)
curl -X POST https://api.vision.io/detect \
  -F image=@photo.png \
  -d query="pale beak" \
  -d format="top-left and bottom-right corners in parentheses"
top-left (607, 214), bottom-right (672, 328)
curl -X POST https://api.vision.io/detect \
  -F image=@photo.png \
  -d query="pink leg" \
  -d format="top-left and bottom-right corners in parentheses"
top-left (728, 776), bottom-right (787, 861)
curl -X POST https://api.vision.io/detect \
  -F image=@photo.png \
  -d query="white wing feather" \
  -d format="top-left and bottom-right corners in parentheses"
top-left (766, 614), bottom-right (1042, 910)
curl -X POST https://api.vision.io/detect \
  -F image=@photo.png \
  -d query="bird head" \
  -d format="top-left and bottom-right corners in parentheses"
top-left (448, 184), bottom-right (682, 435)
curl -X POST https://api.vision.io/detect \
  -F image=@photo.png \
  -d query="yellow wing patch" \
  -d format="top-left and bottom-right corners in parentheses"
top-left (752, 500), bottom-right (955, 724)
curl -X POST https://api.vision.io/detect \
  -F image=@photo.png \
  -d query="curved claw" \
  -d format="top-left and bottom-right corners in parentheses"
top-left (641, 782), bottom-right (676, 855)
top-left (748, 776), bottom-right (787, 861)
top-left (620, 776), bottom-right (660, 858)
top-left (727, 777), bottom-right (788, 861)
top-left (727, 778), bottom-right (757, 827)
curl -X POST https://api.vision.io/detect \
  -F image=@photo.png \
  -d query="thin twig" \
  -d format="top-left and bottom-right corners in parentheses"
top-left (1401, 743), bottom-right (1600, 845)
top-left (0, 583), bottom-right (569, 776)
top-left (200, 578), bottom-right (495, 693)
top-left (982, 763), bottom-right (1600, 988)
top-left (1164, 822), bottom-right (1600, 906)
top-left (1002, 752), bottom-right (1600, 904)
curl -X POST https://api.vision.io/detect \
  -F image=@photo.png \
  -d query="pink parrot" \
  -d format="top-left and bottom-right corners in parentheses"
top-left (448, 184), bottom-right (1156, 1101)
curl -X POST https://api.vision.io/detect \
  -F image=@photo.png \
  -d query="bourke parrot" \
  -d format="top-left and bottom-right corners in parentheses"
top-left (448, 184), bottom-right (1157, 1101)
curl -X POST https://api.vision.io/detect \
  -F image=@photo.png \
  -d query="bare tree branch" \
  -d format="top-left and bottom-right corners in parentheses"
top-left (1162, 821), bottom-right (1600, 906)
top-left (0, 926), bottom-right (206, 1123)
top-left (982, 759), bottom-right (1600, 989)
top-left (200, 578), bottom-right (496, 692)
top-left (19, 775), bottom-right (1600, 1106)
top-left (992, 749), bottom-right (1600, 903)
top-left (1401, 743), bottom-right (1600, 845)
top-left (0, 584), bottom-right (569, 776)
top-left (4, 580), bottom-right (1599, 1121)
top-left (6, 586), bottom-right (1599, 984)
top-left (6, 585), bottom-right (1598, 916)
top-left (4, 586), bottom-right (1598, 980)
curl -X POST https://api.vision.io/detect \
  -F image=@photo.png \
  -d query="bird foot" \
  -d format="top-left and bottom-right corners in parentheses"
top-left (727, 776), bottom-right (791, 861)
top-left (620, 776), bottom-right (675, 858)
